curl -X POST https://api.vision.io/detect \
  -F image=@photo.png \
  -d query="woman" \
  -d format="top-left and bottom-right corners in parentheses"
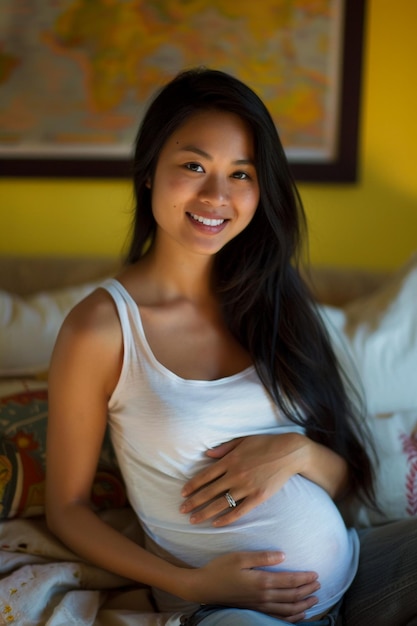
top-left (46, 68), bottom-right (415, 626)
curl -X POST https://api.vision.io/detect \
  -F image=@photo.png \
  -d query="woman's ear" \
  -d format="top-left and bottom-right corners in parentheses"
top-left (145, 178), bottom-right (151, 189)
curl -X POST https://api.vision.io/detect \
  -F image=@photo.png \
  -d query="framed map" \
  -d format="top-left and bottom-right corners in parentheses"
top-left (0, 0), bottom-right (365, 181)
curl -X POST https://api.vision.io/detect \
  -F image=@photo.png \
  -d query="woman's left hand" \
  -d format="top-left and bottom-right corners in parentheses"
top-left (180, 434), bottom-right (310, 526)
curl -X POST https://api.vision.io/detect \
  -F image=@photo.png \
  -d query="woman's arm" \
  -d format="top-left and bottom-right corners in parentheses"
top-left (46, 292), bottom-right (189, 593)
top-left (46, 292), bottom-right (320, 620)
top-left (181, 433), bottom-right (349, 526)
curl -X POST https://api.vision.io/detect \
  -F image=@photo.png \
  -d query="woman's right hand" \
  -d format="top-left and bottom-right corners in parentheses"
top-left (181, 551), bottom-right (320, 623)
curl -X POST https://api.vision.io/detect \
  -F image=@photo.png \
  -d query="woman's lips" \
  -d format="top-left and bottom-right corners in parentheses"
top-left (187, 212), bottom-right (225, 227)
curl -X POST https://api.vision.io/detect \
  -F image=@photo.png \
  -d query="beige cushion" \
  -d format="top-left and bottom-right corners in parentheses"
top-left (0, 281), bottom-right (103, 376)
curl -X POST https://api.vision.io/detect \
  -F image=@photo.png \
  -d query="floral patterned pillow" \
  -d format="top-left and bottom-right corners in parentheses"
top-left (0, 378), bottom-right (126, 519)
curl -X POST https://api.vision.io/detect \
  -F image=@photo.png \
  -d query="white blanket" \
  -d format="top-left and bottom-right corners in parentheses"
top-left (0, 509), bottom-right (181, 626)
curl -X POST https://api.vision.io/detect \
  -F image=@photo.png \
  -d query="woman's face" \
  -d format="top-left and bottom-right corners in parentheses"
top-left (149, 109), bottom-right (260, 258)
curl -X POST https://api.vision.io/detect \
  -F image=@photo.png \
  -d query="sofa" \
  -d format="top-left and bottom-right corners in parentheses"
top-left (0, 254), bottom-right (416, 625)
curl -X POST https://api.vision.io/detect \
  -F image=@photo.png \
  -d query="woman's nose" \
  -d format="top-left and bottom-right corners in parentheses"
top-left (198, 175), bottom-right (229, 206)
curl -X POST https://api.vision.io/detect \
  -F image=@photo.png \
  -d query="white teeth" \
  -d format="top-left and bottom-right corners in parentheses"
top-left (189, 213), bottom-right (225, 226)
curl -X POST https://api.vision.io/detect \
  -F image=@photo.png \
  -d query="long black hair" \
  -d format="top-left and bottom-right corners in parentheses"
top-left (127, 67), bottom-right (375, 505)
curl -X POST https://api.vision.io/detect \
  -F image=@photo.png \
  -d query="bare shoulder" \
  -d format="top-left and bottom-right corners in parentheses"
top-left (54, 286), bottom-right (122, 359)
top-left (62, 286), bottom-right (119, 332)
top-left (50, 287), bottom-right (123, 396)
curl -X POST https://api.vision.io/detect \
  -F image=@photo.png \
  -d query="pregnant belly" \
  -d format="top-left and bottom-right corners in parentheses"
top-left (147, 475), bottom-right (358, 615)
top-left (150, 475), bottom-right (354, 575)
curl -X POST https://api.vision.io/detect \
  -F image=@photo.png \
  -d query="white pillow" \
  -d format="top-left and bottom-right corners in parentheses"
top-left (0, 281), bottom-right (103, 376)
top-left (340, 409), bottom-right (417, 528)
top-left (321, 253), bottom-right (417, 415)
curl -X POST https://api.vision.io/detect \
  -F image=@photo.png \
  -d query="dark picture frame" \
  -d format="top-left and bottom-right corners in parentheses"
top-left (0, 1), bottom-right (366, 182)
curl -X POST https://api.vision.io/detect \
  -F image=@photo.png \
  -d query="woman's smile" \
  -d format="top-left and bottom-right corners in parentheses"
top-left (187, 212), bottom-right (226, 227)
top-left (186, 211), bottom-right (228, 234)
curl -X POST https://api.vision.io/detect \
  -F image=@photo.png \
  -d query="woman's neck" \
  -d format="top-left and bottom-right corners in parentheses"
top-left (135, 241), bottom-right (216, 306)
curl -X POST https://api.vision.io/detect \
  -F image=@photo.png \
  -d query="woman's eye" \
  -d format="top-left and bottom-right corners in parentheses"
top-left (233, 171), bottom-right (250, 180)
top-left (185, 162), bottom-right (204, 173)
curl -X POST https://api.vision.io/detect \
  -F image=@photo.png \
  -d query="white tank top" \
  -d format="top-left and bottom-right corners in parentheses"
top-left (103, 279), bottom-right (359, 617)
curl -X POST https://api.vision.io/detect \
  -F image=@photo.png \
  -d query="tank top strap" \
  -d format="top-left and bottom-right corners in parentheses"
top-left (100, 278), bottom-right (149, 367)
top-left (100, 278), bottom-right (134, 328)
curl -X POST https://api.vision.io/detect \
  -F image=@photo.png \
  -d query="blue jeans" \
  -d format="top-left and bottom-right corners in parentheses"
top-left (180, 519), bottom-right (417, 625)
top-left (180, 605), bottom-right (338, 626)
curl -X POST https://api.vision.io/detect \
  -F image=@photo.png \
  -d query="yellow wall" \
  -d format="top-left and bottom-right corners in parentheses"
top-left (1, 0), bottom-right (416, 270)
top-left (302, 0), bottom-right (417, 270)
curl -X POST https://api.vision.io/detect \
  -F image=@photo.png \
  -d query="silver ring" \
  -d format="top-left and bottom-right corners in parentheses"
top-left (224, 491), bottom-right (237, 508)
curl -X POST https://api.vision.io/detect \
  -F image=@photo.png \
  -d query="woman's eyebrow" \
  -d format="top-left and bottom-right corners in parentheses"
top-left (179, 144), bottom-right (255, 166)
top-left (180, 145), bottom-right (211, 159)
